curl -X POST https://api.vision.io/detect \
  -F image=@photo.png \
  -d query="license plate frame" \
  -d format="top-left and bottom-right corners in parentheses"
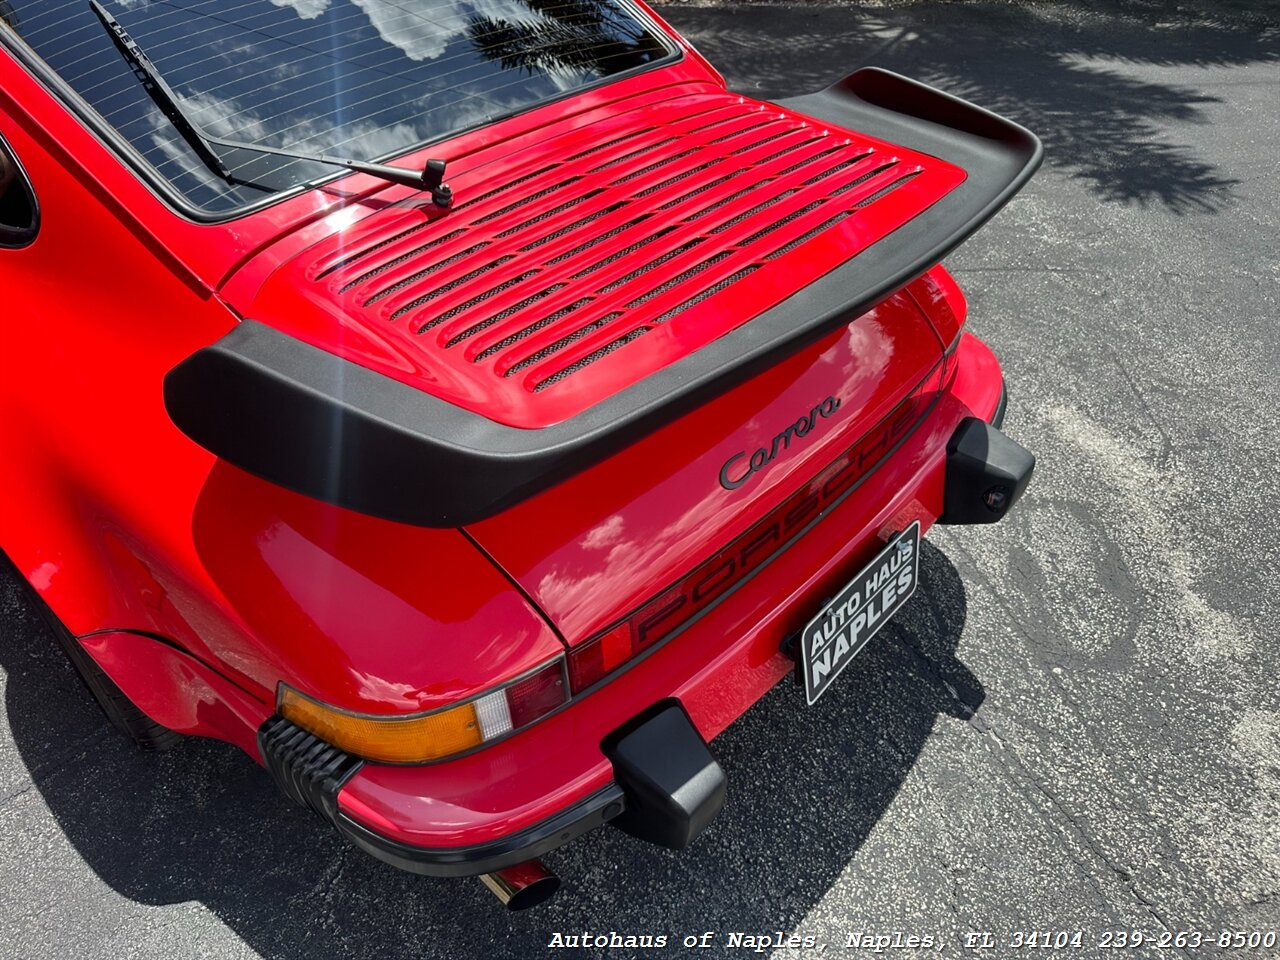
top-left (800, 521), bottom-right (921, 705)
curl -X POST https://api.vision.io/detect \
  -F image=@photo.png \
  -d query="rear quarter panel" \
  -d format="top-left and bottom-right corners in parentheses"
top-left (0, 55), bottom-right (565, 724)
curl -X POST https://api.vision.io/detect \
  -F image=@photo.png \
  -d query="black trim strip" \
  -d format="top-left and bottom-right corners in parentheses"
top-left (163, 68), bottom-right (1041, 526)
top-left (990, 384), bottom-right (1009, 429)
top-left (334, 782), bottom-right (626, 877)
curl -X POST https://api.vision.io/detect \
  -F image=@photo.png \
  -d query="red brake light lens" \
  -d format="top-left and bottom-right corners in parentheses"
top-left (505, 659), bottom-right (568, 728)
top-left (567, 622), bottom-right (636, 691)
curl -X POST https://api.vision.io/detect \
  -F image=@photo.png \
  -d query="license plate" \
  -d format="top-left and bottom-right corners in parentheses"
top-left (800, 521), bottom-right (921, 705)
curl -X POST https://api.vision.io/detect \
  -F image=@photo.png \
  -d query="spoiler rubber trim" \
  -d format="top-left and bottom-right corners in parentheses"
top-left (164, 68), bottom-right (1041, 527)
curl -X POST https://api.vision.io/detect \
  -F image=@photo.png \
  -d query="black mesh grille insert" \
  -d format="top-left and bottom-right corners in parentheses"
top-left (649, 266), bottom-right (759, 325)
top-left (341, 230), bottom-right (477, 293)
top-left (624, 251), bottom-right (735, 308)
top-left (578, 229), bottom-right (687, 285)
top-left (566, 128), bottom-right (649, 162)
top-left (521, 203), bottom-right (629, 253)
top-left (612, 148), bottom-right (700, 185)
top-left (658, 170), bottom-right (745, 210)
top-left (753, 137), bottom-right (820, 168)
top-left (828, 161), bottom-right (900, 194)
top-left (545, 214), bottom-right (651, 266)
top-left (532, 328), bottom-right (648, 391)
top-left (774, 144), bottom-right (854, 178)
top-left (707, 118), bottom-right (782, 145)
top-left (363, 242), bottom-right (491, 305)
top-left (505, 316), bottom-right (620, 377)
top-left (461, 164), bottom-right (558, 210)
top-left (765, 212), bottom-right (851, 260)
top-left (635, 160), bottom-right (722, 199)
top-left (709, 190), bottom-right (798, 234)
top-left (300, 93), bottom-right (951, 398)
top-left (692, 111), bottom-right (757, 136)
top-left (495, 189), bottom-right (605, 240)
top-left (854, 171), bottom-right (921, 206)
top-left (388, 255), bottom-right (516, 320)
top-left (417, 268), bottom-right (539, 331)
top-left (682, 182), bottom-right (762, 223)
top-left (475, 177), bottom-right (582, 224)
top-left (590, 137), bottom-right (680, 173)
top-left (318, 225), bottom-right (463, 281)
top-left (476, 298), bottom-right (595, 363)
top-left (445, 283), bottom-right (567, 348)
top-left (737, 200), bottom-right (825, 248)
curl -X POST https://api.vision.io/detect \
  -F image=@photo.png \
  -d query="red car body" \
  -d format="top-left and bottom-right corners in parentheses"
top-left (0, 0), bottom-right (1038, 902)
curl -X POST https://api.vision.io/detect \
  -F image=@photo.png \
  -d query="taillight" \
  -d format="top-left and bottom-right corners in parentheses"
top-left (503, 660), bottom-right (568, 728)
top-left (278, 657), bottom-right (568, 764)
top-left (567, 622), bottom-right (630, 691)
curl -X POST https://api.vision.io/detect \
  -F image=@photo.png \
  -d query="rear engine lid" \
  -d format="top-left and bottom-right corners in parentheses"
top-left (237, 87), bottom-right (964, 429)
top-left (169, 68), bottom-right (1040, 527)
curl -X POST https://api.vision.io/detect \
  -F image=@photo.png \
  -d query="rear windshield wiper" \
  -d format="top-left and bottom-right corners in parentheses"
top-left (88, 0), bottom-right (453, 206)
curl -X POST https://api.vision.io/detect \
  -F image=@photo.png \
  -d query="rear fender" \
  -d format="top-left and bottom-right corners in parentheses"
top-left (79, 630), bottom-right (270, 757)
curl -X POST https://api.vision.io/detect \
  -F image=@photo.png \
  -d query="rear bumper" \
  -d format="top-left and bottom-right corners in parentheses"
top-left (330, 699), bottom-right (730, 876)
top-left (314, 331), bottom-right (1015, 875)
top-left (335, 784), bottom-right (626, 877)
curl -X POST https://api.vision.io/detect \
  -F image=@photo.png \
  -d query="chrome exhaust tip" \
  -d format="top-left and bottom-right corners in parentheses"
top-left (479, 860), bottom-right (560, 910)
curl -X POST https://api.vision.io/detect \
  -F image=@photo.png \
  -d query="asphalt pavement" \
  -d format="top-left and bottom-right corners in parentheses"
top-left (2, 1), bottom-right (1278, 957)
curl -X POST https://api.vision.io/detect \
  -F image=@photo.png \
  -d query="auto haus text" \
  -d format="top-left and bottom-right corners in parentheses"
top-left (809, 537), bottom-right (915, 685)
top-left (545, 931), bottom-right (819, 951)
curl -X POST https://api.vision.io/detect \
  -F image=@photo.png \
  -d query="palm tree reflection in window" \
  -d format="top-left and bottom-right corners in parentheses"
top-left (466, 0), bottom-right (668, 80)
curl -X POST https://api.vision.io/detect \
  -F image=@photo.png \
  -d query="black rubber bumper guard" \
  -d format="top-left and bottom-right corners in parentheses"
top-left (938, 388), bottom-right (1035, 525)
top-left (258, 703), bottom-right (725, 877)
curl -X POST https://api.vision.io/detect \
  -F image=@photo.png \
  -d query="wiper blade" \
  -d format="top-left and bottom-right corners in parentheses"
top-left (88, 0), bottom-right (453, 205)
top-left (89, 0), bottom-right (228, 182)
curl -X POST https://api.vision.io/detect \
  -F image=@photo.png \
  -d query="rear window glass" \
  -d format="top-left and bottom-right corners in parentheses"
top-left (1, 0), bottom-right (675, 213)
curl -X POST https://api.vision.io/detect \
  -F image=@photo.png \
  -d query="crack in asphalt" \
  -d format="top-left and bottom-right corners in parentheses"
top-left (1106, 346), bottom-right (1175, 469)
top-left (0, 782), bottom-right (37, 811)
top-left (913, 773), bottom-right (976, 934)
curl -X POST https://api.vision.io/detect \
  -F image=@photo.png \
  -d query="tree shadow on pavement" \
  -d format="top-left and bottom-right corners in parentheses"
top-left (1, 541), bottom-right (979, 959)
top-left (664, 0), bottom-right (1280, 214)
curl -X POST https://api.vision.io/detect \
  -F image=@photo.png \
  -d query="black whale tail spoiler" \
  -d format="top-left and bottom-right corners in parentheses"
top-left (164, 69), bottom-right (1042, 528)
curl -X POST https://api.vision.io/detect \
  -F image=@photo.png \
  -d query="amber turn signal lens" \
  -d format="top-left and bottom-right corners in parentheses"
top-left (279, 686), bottom-right (483, 763)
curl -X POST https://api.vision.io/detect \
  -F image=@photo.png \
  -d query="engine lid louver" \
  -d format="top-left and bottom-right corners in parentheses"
top-left (248, 89), bottom-right (966, 429)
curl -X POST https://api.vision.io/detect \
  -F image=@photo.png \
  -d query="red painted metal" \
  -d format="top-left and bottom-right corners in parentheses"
top-left (189, 462), bottom-right (567, 715)
top-left (563, 352), bottom-right (953, 693)
top-left (79, 631), bottom-right (271, 759)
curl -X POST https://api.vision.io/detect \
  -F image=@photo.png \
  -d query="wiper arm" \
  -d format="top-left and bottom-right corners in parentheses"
top-left (88, 0), bottom-right (454, 206)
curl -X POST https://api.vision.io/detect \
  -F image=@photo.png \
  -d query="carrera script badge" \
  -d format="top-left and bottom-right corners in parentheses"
top-left (719, 396), bottom-right (841, 490)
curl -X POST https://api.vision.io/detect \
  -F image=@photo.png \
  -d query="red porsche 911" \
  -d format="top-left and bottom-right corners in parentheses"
top-left (0, 0), bottom-right (1037, 908)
